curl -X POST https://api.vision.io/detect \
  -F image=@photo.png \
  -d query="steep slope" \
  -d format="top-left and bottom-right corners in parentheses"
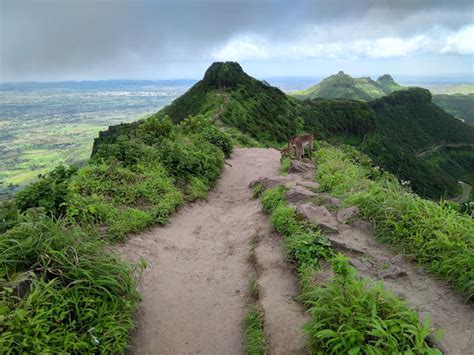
top-left (364, 88), bottom-right (474, 198)
top-left (291, 71), bottom-right (403, 101)
top-left (160, 62), bottom-right (302, 142)
top-left (432, 93), bottom-right (474, 126)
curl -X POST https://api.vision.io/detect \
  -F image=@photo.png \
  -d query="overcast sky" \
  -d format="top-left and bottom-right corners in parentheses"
top-left (1, 0), bottom-right (473, 82)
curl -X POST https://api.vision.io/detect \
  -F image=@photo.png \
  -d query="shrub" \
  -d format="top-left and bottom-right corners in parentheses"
top-left (14, 165), bottom-right (78, 218)
top-left (0, 213), bottom-right (142, 353)
top-left (303, 256), bottom-right (439, 354)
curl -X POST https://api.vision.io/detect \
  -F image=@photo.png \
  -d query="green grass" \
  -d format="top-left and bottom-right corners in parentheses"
top-left (244, 305), bottom-right (267, 355)
top-left (258, 184), bottom-right (440, 353)
top-left (0, 212), bottom-right (143, 353)
top-left (314, 145), bottom-right (474, 301)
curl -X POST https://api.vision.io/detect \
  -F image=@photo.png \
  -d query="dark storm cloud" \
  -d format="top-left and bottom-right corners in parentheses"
top-left (1, 0), bottom-right (473, 81)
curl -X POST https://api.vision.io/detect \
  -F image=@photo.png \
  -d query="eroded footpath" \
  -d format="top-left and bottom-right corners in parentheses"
top-left (115, 148), bottom-right (281, 354)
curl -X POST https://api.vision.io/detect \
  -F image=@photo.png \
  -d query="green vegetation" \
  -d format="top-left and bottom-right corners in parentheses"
top-left (0, 114), bottom-right (231, 352)
top-left (314, 145), bottom-right (474, 300)
top-left (303, 256), bottom-right (437, 354)
top-left (364, 88), bottom-right (474, 199)
top-left (0, 212), bottom-right (143, 353)
top-left (258, 185), bottom-right (439, 353)
top-left (432, 93), bottom-right (474, 126)
top-left (244, 305), bottom-right (267, 355)
top-left (161, 62), bottom-right (302, 144)
top-left (291, 71), bottom-right (403, 101)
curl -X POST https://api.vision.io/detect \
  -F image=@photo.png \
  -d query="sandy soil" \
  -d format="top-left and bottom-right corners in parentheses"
top-left (254, 228), bottom-right (310, 354)
top-left (114, 148), bottom-right (281, 355)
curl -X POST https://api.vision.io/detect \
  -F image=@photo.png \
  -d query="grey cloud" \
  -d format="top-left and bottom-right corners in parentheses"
top-left (1, 0), bottom-right (473, 81)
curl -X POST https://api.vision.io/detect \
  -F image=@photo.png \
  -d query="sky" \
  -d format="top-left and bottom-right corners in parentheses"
top-left (1, 0), bottom-right (474, 82)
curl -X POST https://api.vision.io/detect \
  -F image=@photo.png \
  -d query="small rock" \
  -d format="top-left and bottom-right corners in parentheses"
top-left (326, 197), bottom-right (342, 207)
top-left (288, 160), bottom-right (315, 174)
top-left (296, 181), bottom-right (320, 190)
top-left (249, 176), bottom-right (293, 190)
top-left (285, 186), bottom-right (317, 204)
top-left (349, 258), bottom-right (371, 271)
top-left (336, 206), bottom-right (360, 223)
top-left (296, 203), bottom-right (339, 233)
top-left (377, 265), bottom-right (407, 279)
top-left (326, 236), bottom-right (365, 254)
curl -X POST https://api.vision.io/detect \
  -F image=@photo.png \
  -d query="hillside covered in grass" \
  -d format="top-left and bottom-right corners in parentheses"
top-left (290, 71), bottom-right (403, 101)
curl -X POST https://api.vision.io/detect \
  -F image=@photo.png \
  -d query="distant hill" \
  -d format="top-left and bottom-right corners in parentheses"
top-left (93, 62), bottom-right (474, 199)
top-left (290, 71), bottom-right (403, 101)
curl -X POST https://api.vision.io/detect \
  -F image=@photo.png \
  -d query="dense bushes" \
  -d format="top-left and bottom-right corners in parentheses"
top-left (258, 186), bottom-right (438, 353)
top-left (314, 145), bottom-right (474, 300)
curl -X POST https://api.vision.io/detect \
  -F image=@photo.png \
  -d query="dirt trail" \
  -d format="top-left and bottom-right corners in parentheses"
top-left (416, 143), bottom-right (474, 158)
top-left (254, 228), bottom-right (310, 354)
top-left (115, 148), bottom-right (282, 355)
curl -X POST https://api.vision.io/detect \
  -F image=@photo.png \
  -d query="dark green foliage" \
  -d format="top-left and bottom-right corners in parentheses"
top-left (433, 93), bottom-right (474, 126)
top-left (159, 62), bottom-right (302, 144)
top-left (0, 201), bottom-right (18, 234)
top-left (301, 98), bottom-right (376, 139)
top-left (364, 88), bottom-right (474, 198)
top-left (0, 212), bottom-right (142, 353)
top-left (14, 165), bottom-right (78, 217)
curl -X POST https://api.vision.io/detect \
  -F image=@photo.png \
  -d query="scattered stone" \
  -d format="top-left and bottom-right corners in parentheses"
top-left (285, 186), bottom-right (317, 204)
top-left (377, 265), bottom-right (408, 279)
top-left (326, 197), bottom-right (342, 207)
top-left (349, 257), bottom-right (372, 271)
top-left (288, 160), bottom-right (315, 174)
top-left (249, 176), bottom-right (293, 190)
top-left (325, 235), bottom-right (366, 255)
top-left (336, 206), bottom-right (360, 223)
top-left (296, 203), bottom-right (339, 233)
top-left (296, 181), bottom-right (320, 190)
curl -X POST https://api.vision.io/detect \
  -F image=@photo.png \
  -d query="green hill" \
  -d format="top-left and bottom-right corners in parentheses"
top-left (92, 62), bottom-right (474, 199)
top-left (291, 71), bottom-right (403, 101)
top-left (160, 62), bottom-right (302, 143)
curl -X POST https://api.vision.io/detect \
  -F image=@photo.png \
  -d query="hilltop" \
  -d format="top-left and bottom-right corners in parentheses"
top-left (290, 71), bottom-right (403, 101)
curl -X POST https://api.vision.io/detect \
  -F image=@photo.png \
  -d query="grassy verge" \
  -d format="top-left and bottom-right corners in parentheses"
top-left (244, 303), bottom-right (266, 355)
top-left (313, 144), bottom-right (474, 301)
top-left (256, 185), bottom-right (441, 353)
top-left (0, 115), bottom-right (232, 352)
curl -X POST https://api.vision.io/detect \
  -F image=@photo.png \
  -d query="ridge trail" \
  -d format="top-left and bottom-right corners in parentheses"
top-left (115, 148), bottom-right (281, 354)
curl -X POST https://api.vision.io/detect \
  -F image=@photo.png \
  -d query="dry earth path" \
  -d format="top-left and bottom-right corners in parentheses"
top-left (115, 148), bottom-right (283, 355)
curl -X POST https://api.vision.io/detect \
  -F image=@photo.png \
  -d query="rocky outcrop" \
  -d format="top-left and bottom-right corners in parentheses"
top-left (336, 206), bottom-right (360, 223)
top-left (295, 203), bottom-right (339, 234)
top-left (285, 186), bottom-right (317, 204)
